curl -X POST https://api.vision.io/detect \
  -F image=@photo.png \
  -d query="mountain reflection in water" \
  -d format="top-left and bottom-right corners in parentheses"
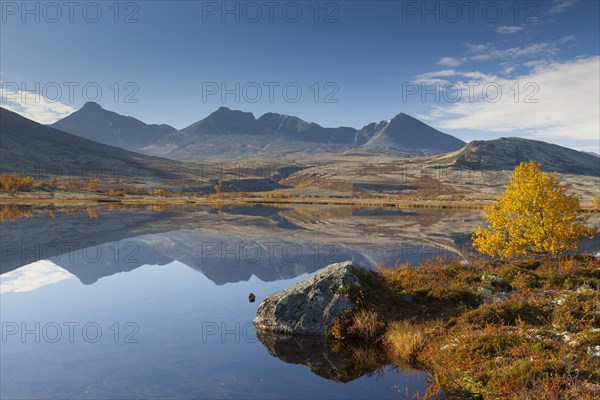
top-left (1, 204), bottom-right (483, 287)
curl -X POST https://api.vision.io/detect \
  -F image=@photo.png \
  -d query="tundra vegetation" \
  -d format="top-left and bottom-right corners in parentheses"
top-left (330, 162), bottom-right (599, 399)
top-left (1, 163), bottom-right (597, 211)
top-left (0, 174), bottom-right (174, 197)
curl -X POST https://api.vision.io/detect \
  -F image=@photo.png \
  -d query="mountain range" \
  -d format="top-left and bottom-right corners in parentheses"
top-left (51, 103), bottom-right (466, 159)
top-left (1, 104), bottom-right (597, 181)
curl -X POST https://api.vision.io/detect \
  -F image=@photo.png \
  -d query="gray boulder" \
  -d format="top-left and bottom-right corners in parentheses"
top-left (253, 261), bottom-right (371, 335)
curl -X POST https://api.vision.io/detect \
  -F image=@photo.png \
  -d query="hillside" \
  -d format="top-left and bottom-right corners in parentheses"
top-left (0, 107), bottom-right (189, 179)
top-left (433, 137), bottom-right (600, 176)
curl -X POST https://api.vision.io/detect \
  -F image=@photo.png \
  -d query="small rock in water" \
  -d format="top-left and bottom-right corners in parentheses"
top-left (248, 293), bottom-right (256, 303)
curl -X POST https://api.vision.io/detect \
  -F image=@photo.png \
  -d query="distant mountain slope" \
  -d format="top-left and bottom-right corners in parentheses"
top-left (51, 102), bottom-right (176, 149)
top-left (143, 107), bottom-right (465, 159)
top-left (363, 113), bottom-right (466, 154)
top-left (256, 112), bottom-right (359, 144)
top-left (1, 107), bottom-right (187, 178)
top-left (434, 137), bottom-right (600, 176)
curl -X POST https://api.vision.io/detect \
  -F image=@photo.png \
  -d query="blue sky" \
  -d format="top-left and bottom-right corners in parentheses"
top-left (1, 0), bottom-right (599, 151)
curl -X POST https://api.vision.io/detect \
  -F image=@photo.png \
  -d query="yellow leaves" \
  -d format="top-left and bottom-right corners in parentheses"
top-left (472, 161), bottom-right (597, 259)
top-left (0, 173), bottom-right (36, 193)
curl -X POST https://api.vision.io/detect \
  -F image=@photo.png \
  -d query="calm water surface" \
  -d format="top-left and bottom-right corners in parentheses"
top-left (1, 204), bottom-right (485, 399)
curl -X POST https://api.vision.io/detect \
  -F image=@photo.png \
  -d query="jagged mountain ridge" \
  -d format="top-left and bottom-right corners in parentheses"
top-left (142, 106), bottom-right (466, 159)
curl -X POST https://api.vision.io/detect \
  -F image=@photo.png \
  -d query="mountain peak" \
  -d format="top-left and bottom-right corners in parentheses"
top-left (51, 103), bottom-right (176, 148)
top-left (206, 107), bottom-right (256, 121)
top-left (389, 112), bottom-right (422, 124)
top-left (81, 101), bottom-right (103, 111)
top-left (363, 112), bottom-right (465, 154)
top-left (179, 107), bottom-right (258, 136)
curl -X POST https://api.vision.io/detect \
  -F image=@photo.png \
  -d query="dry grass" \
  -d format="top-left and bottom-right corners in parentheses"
top-left (384, 321), bottom-right (428, 361)
top-left (349, 309), bottom-right (385, 341)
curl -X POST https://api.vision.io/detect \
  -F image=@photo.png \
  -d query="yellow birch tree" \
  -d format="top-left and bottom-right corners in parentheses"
top-left (472, 161), bottom-right (596, 258)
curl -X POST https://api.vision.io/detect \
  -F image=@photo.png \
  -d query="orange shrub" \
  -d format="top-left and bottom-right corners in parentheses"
top-left (87, 178), bottom-right (100, 192)
top-left (151, 188), bottom-right (172, 197)
top-left (0, 173), bottom-right (35, 193)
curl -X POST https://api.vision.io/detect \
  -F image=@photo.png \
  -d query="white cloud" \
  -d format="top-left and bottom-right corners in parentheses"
top-left (436, 38), bottom-right (571, 67)
top-left (470, 42), bottom-right (559, 62)
top-left (415, 69), bottom-right (498, 86)
top-left (495, 26), bottom-right (524, 34)
top-left (416, 56), bottom-right (600, 142)
top-left (414, 69), bottom-right (461, 85)
top-left (461, 71), bottom-right (498, 81)
top-left (437, 57), bottom-right (463, 67)
top-left (465, 43), bottom-right (492, 53)
top-left (548, 0), bottom-right (577, 14)
top-left (0, 260), bottom-right (74, 294)
top-left (0, 86), bottom-right (76, 124)
top-left (502, 65), bottom-right (516, 75)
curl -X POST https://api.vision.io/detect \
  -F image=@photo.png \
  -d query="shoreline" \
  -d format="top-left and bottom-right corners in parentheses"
top-left (0, 194), bottom-right (492, 209)
top-left (2, 194), bottom-right (599, 211)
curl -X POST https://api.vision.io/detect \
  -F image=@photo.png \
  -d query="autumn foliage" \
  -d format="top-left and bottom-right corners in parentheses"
top-left (86, 178), bottom-right (100, 192)
top-left (0, 173), bottom-right (35, 193)
top-left (473, 161), bottom-right (596, 258)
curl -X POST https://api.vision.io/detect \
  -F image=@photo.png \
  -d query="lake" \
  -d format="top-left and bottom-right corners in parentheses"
top-left (0, 204), bottom-right (484, 399)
